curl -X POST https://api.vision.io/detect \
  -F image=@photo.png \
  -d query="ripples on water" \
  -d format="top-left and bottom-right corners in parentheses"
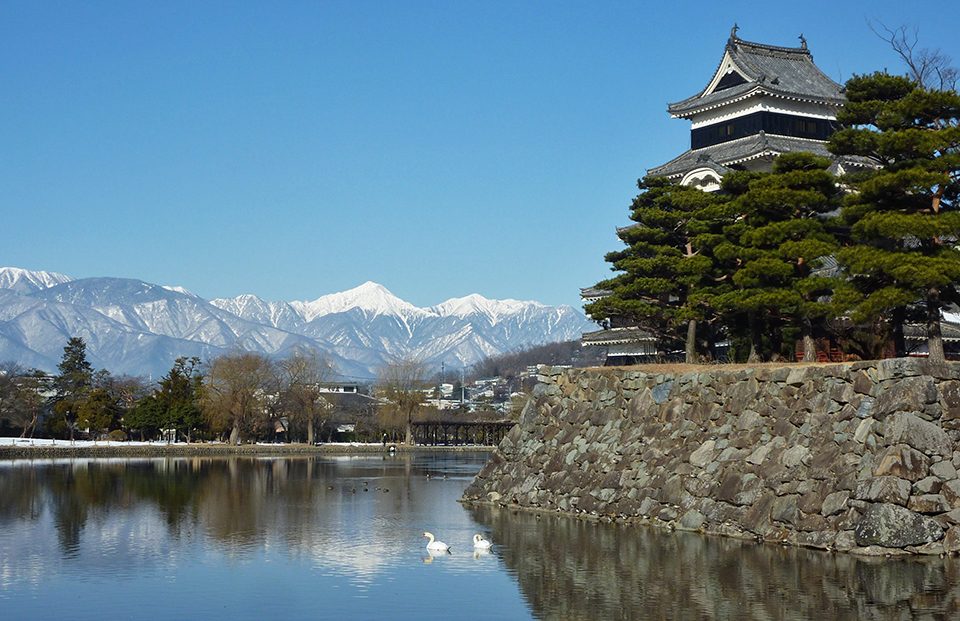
top-left (1, 454), bottom-right (958, 620)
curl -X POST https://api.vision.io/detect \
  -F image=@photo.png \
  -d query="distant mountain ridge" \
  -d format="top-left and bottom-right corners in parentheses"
top-left (0, 267), bottom-right (593, 379)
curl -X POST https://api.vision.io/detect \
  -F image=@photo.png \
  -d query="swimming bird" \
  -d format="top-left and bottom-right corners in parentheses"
top-left (423, 531), bottom-right (450, 552)
top-left (473, 534), bottom-right (492, 549)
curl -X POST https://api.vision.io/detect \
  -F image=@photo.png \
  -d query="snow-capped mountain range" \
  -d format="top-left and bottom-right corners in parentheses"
top-left (0, 267), bottom-right (593, 379)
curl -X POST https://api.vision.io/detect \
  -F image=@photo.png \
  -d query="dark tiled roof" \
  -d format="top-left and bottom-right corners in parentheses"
top-left (668, 37), bottom-right (844, 117)
top-left (580, 287), bottom-right (612, 299)
top-left (648, 133), bottom-right (834, 178)
top-left (904, 320), bottom-right (960, 343)
top-left (581, 327), bottom-right (657, 346)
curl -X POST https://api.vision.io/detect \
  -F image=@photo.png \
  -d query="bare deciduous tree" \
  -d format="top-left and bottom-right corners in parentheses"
top-left (202, 352), bottom-right (274, 445)
top-left (869, 21), bottom-right (958, 90)
top-left (0, 362), bottom-right (45, 438)
top-left (277, 348), bottom-right (334, 445)
top-left (377, 359), bottom-right (427, 445)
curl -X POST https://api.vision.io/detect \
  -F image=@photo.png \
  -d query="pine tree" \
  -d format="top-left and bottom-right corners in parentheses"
top-left (76, 387), bottom-right (121, 439)
top-left (585, 176), bottom-right (727, 362)
top-left (711, 153), bottom-right (847, 362)
top-left (156, 357), bottom-right (204, 442)
top-left (829, 72), bottom-right (960, 362)
top-left (53, 337), bottom-right (94, 441)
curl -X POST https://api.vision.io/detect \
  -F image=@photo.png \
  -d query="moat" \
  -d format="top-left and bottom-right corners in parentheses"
top-left (2, 453), bottom-right (960, 620)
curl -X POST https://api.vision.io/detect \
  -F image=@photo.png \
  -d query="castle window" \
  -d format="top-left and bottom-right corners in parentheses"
top-left (691, 112), bottom-right (835, 148)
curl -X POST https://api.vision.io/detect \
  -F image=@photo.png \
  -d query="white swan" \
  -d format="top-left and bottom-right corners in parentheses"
top-left (423, 531), bottom-right (450, 552)
top-left (473, 533), bottom-right (492, 549)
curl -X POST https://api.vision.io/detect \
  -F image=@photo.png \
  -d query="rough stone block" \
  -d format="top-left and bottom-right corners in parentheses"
top-left (908, 494), bottom-right (951, 514)
top-left (735, 409), bottom-right (761, 430)
top-left (785, 367), bottom-right (808, 386)
top-left (799, 487), bottom-right (826, 514)
top-left (875, 358), bottom-right (923, 382)
top-left (717, 447), bottom-right (745, 462)
top-left (746, 438), bottom-right (783, 465)
top-left (939, 380), bottom-right (960, 422)
top-left (688, 440), bottom-right (716, 468)
top-left (780, 445), bottom-right (810, 468)
top-left (650, 380), bottom-right (674, 405)
top-left (771, 494), bottom-right (799, 524)
top-left (717, 472), bottom-right (762, 506)
top-left (932, 460), bottom-right (959, 481)
top-left (854, 417), bottom-right (875, 443)
top-left (851, 371), bottom-right (873, 395)
top-left (678, 509), bottom-right (706, 531)
top-left (905, 541), bottom-right (945, 555)
top-left (854, 502), bottom-right (943, 547)
top-left (882, 412), bottom-right (952, 456)
top-left (913, 476), bottom-right (943, 495)
top-left (834, 530), bottom-right (857, 551)
top-left (944, 526), bottom-right (960, 553)
top-left (856, 397), bottom-right (875, 419)
top-left (942, 479), bottom-right (960, 508)
top-left (872, 444), bottom-right (931, 482)
top-left (821, 490), bottom-right (850, 517)
top-left (855, 476), bottom-right (911, 506)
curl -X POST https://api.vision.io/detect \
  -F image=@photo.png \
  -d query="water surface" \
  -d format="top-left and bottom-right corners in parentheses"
top-left (1, 454), bottom-right (958, 620)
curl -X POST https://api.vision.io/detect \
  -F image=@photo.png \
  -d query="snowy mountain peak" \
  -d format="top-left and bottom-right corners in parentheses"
top-left (0, 267), bottom-right (72, 293)
top-left (431, 293), bottom-right (543, 321)
top-left (161, 285), bottom-right (196, 297)
top-left (0, 266), bottom-right (595, 379)
top-left (295, 281), bottom-right (423, 321)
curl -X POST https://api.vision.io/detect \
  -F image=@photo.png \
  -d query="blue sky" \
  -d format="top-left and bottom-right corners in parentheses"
top-left (3, 1), bottom-right (958, 308)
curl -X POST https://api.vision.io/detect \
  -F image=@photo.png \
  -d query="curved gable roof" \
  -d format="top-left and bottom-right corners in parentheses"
top-left (668, 35), bottom-right (844, 117)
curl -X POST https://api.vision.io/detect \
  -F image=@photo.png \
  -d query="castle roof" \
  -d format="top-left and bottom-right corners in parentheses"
top-left (648, 132), bottom-right (834, 179)
top-left (667, 35), bottom-right (844, 118)
top-left (581, 327), bottom-right (656, 347)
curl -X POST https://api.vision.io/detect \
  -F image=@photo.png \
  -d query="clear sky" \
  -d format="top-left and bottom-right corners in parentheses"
top-left (3, 1), bottom-right (958, 308)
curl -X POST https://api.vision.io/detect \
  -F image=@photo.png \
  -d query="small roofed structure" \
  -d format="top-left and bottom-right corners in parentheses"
top-left (904, 320), bottom-right (960, 359)
top-left (580, 326), bottom-right (660, 366)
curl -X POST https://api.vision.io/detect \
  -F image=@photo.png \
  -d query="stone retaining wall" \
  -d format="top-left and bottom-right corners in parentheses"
top-left (462, 359), bottom-right (960, 555)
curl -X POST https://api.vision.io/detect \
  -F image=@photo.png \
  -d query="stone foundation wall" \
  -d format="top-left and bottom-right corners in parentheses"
top-left (462, 359), bottom-right (960, 555)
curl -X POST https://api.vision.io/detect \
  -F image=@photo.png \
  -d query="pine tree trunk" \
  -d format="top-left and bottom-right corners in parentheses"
top-left (229, 423), bottom-right (240, 446)
top-left (307, 419), bottom-right (315, 445)
top-left (685, 319), bottom-right (698, 364)
top-left (747, 313), bottom-right (762, 363)
top-left (892, 307), bottom-right (906, 358)
top-left (802, 317), bottom-right (817, 362)
top-left (927, 287), bottom-right (946, 364)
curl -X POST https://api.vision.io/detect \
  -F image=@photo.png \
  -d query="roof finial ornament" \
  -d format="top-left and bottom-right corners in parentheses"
top-left (730, 23), bottom-right (740, 41)
top-left (799, 33), bottom-right (807, 49)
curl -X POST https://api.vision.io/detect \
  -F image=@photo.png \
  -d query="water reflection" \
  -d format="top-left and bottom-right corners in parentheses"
top-left (4, 456), bottom-right (959, 620)
top-left (0, 455), bottom-right (492, 590)
top-left (467, 504), bottom-right (960, 620)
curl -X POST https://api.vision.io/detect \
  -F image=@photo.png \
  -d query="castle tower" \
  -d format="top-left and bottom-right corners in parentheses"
top-left (648, 28), bottom-right (846, 191)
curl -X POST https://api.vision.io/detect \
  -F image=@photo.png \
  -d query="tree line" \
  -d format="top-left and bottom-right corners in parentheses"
top-left (0, 337), bottom-right (343, 444)
top-left (586, 70), bottom-right (960, 364)
top-left (0, 338), bottom-right (501, 445)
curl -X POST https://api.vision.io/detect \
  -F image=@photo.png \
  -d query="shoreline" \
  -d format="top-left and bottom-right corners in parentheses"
top-left (0, 441), bottom-right (494, 459)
